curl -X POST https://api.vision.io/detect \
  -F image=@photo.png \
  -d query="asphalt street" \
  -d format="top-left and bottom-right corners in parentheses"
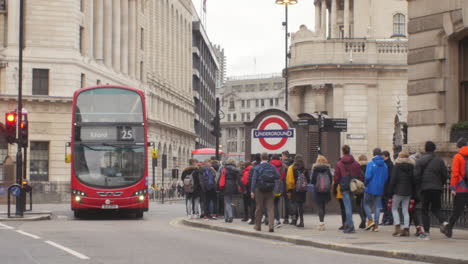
top-left (0, 201), bottom-right (428, 264)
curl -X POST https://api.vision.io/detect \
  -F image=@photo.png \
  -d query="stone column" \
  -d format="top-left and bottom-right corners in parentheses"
top-left (87, 0), bottom-right (94, 58)
top-left (113, 0), bottom-right (121, 72)
top-left (344, 0), bottom-right (350, 38)
top-left (315, 1), bottom-right (320, 33)
top-left (103, 0), bottom-right (112, 67)
top-left (367, 84), bottom-right (378, 155)
top-left (129, 0), bottom-right (136, 78)
top-left (120, 0), bottom-right (129, 75)
top-left (93, 0), bottom-right (104, 61)
top-left (321, 0), bottom-right (327, 37)
top-left (7, 0), bottom-right (19, 46)
top-left (331, 0), bottom-right (337, 38)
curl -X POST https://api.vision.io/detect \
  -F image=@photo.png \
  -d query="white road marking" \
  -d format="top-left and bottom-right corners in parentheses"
top-left (0, 223), bottom-right (14, 229)
top-left (16, 230), bottom-right (41, 239)
top-left (45, 240), bottom-right (90, 260)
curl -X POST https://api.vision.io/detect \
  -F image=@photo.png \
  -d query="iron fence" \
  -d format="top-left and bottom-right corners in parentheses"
top-left (436, 167), bottom-right (468, 229)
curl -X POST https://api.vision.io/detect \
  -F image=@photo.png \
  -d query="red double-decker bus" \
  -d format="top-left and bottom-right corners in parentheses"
top-left (69, 85), bottom-right (149, 218)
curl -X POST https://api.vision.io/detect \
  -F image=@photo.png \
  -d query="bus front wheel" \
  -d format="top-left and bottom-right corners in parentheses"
top-left (135, 210), bottom-right (144, 219)
top-left (74, 210), bottom-right (83, 219)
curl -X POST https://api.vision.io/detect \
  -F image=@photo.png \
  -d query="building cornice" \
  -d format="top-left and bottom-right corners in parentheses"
top-left (148, 118), bottom-right (197, 138)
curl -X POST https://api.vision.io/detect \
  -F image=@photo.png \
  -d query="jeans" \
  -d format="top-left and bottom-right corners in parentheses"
top-left (364, 193), bottom-right (382, 223)
top-left (205, 190), bottom-right (217, 215)
top-left (449, 193), bottom-right (468, 228)
top-left (421, 190), bottom-right (446, 233)
top-left (224, 194), bottom-right (233, 219)
top-left (255, 191), bottom-right (275, 230)
top-left (392, 194), bottom-right (410, 228)
top-left (242, 193), bottom-right (252, 219)
top-left (186, 196), bottom-right (200, 216)
top-left (355, 194), bottom-right (366, 224)
top-left (342, 191), bottom-right (354, 228)
top-left (274, 196), bottom-right (280, 221)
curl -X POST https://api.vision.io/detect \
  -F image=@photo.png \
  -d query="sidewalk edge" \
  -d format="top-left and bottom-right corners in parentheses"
top-left (180, 219), bottom-right (468, 264)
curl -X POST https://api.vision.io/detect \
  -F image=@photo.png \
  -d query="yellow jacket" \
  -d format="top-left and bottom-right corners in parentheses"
top-left (286, 165), bottom-right (295, 191)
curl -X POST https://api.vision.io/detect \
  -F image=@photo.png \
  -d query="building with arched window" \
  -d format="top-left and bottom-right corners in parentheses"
top-left (406, 1), bottom-right (468, 159)
top-left (288, 0), bottom-right (408, 157)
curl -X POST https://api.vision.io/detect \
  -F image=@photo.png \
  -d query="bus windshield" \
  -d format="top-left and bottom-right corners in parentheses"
top-left (75, 88), bottom-right (143, 123)
top-left (73, 143), bottom-right (145, 188)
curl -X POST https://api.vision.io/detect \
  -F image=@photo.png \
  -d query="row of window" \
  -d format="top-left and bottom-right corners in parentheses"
top-left (226, 112), bottom-right (262, 122)
top-left (0, 142), bottom-right (49, 182)
top-left (228, 98), bottom-right (280, 110)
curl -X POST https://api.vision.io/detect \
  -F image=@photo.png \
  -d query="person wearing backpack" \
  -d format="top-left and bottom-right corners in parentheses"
top-left (219, 158), bottom-right (241, 223)
top-left (444, 138), bottom-right (468, 238)
top-left (356, 155), bottom-right (368, 229)
top-left (334, 145), bottom-right (361, 233)
top-left (286, 155), bottom-right (309, 228)
top-left (200, 160), bottom-right (218, 220)
top-left (414, 141), bottom-right (449, 240)
top-left (241, 161), bottom-right (253, 222)
top-left (311, 155), bottom-right (333, 231)
top-left (270, 154), bottom-right (284, 226)
top-left (181, 159), bottom-right (201, 219)
top-left (251, 152), bottom-right (280, 232)
top-left (388, 152), bottom-right (415, 237)
top-left (281, 151), bottom-right (294, 224)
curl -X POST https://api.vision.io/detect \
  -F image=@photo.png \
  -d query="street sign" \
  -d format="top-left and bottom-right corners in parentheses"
top-left (297, 119), bottom-right (318, 126)
top-left (323, 118), bottom-right (347, 132)
top-left (251, 115), bottom-right (296, 153)
top-left (10, 186), bottom-right (21, 197)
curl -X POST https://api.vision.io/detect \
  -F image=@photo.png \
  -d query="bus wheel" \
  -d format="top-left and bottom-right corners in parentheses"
top-left (135, 210), bottom-right (144, 219)
top-left (74, 210), bottom-right (83, 219)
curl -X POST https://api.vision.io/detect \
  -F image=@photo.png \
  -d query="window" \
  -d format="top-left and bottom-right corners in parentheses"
top-left (247, 100), bottom-right (251, 108)
top-left (140, 61), bottom-right (144, 81)
top-left (255, 99), bottom-right (259, 107)
top-left (233, 114), bottom-right (237, 121)
top-left (79, 26), bottom-right (84, 54)
top-left (96, 79), bottom-right (101, 85)
top-left (80, 73), bottom-right (86, 88)
top-left (241, 113), bottom-right (245, 121)
top-left (227, 114), bottom-right (231, 122)
top-left (460, 37), bottom-right (468, 121)
top-left (30, 142), bottom-right (49, 181)
top-left (275, 98), bottom-right (279, 106)
top-left (270, 98), bottom-right (274, 106)
top-left (247, 113), bottom-right (251, 121)
top-left (261, 99), bottom-right (265, 107)
top-left (32, 69), bottom-right (49, 95)
top-left (141, 27), bottom-right (144, 50)
top-left (393, 13), bottom-right (406, 37)
top-left (80, 0), bottom-right (84, 12)
top-left (229, 100), bottom-right (235, 109)
top-left (241, 100), bottom-right (245, 108)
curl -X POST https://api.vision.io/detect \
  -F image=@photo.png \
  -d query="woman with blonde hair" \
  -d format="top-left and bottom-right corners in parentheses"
top-left (311, 155), bottom-right (333, 230)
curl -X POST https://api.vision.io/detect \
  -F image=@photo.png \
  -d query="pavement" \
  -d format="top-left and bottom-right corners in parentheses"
top-left (0, 202), bottom-right (428, 264)
top-left (0, 210), bottom-right (52, 221)
top-left (182, 213), bottom-right (468, 264)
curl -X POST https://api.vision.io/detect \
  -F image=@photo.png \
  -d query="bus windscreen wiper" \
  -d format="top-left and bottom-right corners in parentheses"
top-left (102, 143), bottom-right (142, 150)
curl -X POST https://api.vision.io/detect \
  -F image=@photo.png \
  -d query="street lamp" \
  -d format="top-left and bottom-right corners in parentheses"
top-left (275, 0), bottom-right (297, 111)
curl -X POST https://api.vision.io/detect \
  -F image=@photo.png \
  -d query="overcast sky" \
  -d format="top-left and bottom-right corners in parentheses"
top-left (192, 0), bottom-right (315, 77)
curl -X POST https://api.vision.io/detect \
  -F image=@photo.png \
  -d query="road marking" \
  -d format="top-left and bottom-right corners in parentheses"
top-left (45, 240), bottom-right (90, 260)
top-left (16, 230), bottom-right (41, 239)
top-left (0, 223), bottom-right (14, 229)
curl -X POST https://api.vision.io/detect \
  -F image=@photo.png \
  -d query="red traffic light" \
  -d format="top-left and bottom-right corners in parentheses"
top-left (6, 113), bottom-right (16, 123)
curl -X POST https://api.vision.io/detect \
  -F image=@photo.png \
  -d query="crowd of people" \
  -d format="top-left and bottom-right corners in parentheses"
top-left (181, 138), bottom-right (468, 238)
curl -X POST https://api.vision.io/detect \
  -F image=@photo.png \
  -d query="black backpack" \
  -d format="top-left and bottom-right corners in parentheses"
top-left (256, 163), bottom-right (277, 192)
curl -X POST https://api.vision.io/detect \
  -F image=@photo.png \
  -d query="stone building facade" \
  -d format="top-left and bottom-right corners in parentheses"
top-left (192, 18), bottom-right (219, 149)
top-left (406, 0), bottom-right (468, 158)
top-left (218, 74), bottom-right (285, 155)
top-left (0, 0), bottom-right (196, 201)
top-left (213, 44), bottom-right (226, 89)
top-left (288, 0), bottom-right (408, 157)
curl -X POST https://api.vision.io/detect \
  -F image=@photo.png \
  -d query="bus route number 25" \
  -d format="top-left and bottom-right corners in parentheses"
top-left (118, 126), bottom-right (134, 141)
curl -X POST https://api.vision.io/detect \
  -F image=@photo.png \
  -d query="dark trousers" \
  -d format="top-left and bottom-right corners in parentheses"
top-left (274, 196), bottom-right (280, 221)
top-left (242, 193), bottom-right (253, 220)
top-left (449, 193), bottom-right (468, 229)
top-left (255, 191), bottom-right (274, 230)
top-left (410, 200), bottom-right (422, 227)
top-left (282, 194), bottom-right (290, 220)
top-left (421, 190), bottom-right (446, 232)
top-left (381, 197), bottom-right (393, 224)
top-left (338, 198), bottom-right (346, 225)
top-left (205, 190), bottom-right (217, 216)
top-left (355, 194), bottom-right (366, 224)
top-left (199, 192), bottom-right (206, 217)
top-left (317, 202), bottom-right (326, 222)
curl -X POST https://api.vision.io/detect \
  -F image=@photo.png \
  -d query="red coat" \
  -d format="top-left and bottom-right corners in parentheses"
top-left (450, 146), bottom-right (468, 193)
top-left (334, 155), bottom-right (361, 185)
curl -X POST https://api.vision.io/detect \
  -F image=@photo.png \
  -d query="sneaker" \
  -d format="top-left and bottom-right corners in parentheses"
top-left (275, 220), bottom-right (281, 227)
top-left (440, 221), bottom-right (449, 234)
top-left (318, 222), bottom-right (325, 231)
top-left (241, 218), bottom-right (248, 222)
top-left (247, 219), bottom-right (254, 225)
top-left (418, 232), bottom-right (430, 240)
top-left (365, 220), bottom-right (375, 230)
top-left (283, 219), bottom-right (290, 224)
top-left (359, 221), bottom-right (366, 229)
top-left (415, 225), bottom-right (423, 237)
top-left (210, 215), bottom-right (217, 220)
top-left (343, 226), bottom-right (356, 234)
top-left (372, 224), bottom-right (379, 232)
top-left (338, 225), bottom-right (346, 230)
top-left (296, 221), bottom-right (304, 228)
top-left (444, 225), bottom-right (453, 238)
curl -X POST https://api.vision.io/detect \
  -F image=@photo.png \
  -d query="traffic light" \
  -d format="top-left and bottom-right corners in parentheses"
top-left (210, 116), bottom-right (221, 137)
top-left (20, 119), bottom-right (28, 148)
top-left (5, 112), bottom-right (17, 144)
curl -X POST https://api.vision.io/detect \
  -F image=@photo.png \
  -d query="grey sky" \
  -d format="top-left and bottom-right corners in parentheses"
top-left (192, 0), bottom-right (315, 77)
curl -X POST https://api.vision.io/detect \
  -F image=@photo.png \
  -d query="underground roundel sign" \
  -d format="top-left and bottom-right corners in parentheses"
top-left (251, 115), bottom-right (296, 154)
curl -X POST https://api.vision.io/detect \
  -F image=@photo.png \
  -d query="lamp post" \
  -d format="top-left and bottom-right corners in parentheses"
top-left (275, 0), bottom-right (297, 112)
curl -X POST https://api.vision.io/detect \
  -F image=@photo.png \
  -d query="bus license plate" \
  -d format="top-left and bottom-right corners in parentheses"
top-left (101, 204), bottom-right (119, 209)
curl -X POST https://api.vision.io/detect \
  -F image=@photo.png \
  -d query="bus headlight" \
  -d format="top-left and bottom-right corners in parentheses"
top-left (133, 189), bottom-right (148, 196)
top-left (72, 189), bottom-right (87, 203)
top-left (139, 195), bottom-right (145, 201)
top-left (75, 196), bottom-right (81, 202)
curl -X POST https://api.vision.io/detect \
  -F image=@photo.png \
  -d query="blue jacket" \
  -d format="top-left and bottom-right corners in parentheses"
top-left (365, 156), bottom-right (388, 195)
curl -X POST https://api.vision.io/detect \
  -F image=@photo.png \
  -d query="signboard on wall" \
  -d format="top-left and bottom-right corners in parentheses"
top-left (251, 115), bottom-right (296, 154)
